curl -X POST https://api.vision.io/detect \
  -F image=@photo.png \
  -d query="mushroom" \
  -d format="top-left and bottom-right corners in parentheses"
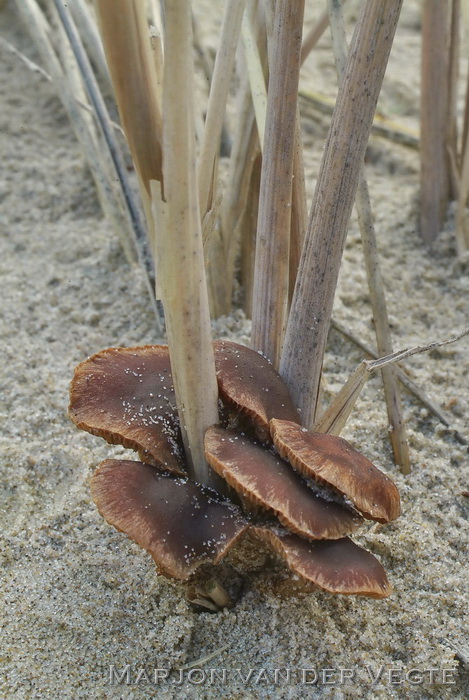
top-left (91, 459), bottom-right (249, 580)
top-left (69, 345), bottom-right (184, 473)
top-left (252, 525), bottom-right (392, 598)
top-left (69, 341), bottom-right (399, 601)
top-left (205, 425), bottom-right (363, 540)
top-left (213, 340), bottom-right (300, 441)
top-left (270, 418), bottom-right (400, 522)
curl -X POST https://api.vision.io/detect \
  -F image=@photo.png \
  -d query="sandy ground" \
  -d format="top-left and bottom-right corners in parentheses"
top-left (1, 1), bottom-right (468, 698)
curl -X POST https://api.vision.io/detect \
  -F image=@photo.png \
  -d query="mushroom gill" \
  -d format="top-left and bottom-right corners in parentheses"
top-left (69, 345), bottom-right (184, 473)
top-left (205, 425), bottom-right (363, 540)
top-left (270, 418), bottom-right (400, 522)
top-left (253, 525), bottom-right (392, 598)
top-left (213, 340), bottom-right (300, 441)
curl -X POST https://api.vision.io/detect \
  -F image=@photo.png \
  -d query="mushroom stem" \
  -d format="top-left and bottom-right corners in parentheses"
top-left (186, 579), bottom-right (234, 611)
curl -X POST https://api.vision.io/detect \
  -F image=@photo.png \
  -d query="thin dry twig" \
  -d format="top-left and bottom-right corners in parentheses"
top-left (315, 326), bottom-right (469, 440)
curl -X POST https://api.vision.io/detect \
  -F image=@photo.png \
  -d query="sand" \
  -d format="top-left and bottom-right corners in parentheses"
top-left (1, 1), bottom-right (468, 698)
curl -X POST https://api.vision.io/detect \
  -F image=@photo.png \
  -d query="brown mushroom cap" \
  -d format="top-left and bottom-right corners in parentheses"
top-left (253, 525), bottom-right (392, 598)
top-left (69, 346), bottom-right (184, 473)
top-left (205, 426), bottom-right (362, 540)
top-left (270, 419), bottom-right (400, 523)
top-left (213, 340), bottom-right (300, 441)
top-left (91, 459), bottom-right (250, 580)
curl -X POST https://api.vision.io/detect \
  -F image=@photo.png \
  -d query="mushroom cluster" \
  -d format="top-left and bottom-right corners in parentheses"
top-left (69, 340), bottom-right (400, 601)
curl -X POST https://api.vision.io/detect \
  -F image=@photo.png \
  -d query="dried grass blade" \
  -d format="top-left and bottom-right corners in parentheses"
top-left (241, 9), bottom-right (268, 151)
top-left (331, 318), bottom-right (467, 444)
top-left (280, 0), bottom-right (403, 429)
top-left (51, 0), bottom-right (159, 323)
top-left (153, 1), bottom-right (219, 487)
top-left (94, 0), bottom-right (163, 194)
top-left (14, 0), bottom-right (139, 267)
top-left (251, 0), bottom-right (305, 367)
top-left (313, 361), bottom-right (370, 436)
top-left (315, 327), bottom-right (469, 442)
top-left (198, 0), bottom-right (246, 218)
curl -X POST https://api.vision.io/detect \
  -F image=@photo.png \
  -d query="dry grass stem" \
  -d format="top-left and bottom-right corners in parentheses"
top-left (300, 6), bottom-right (329, 65)
top-left (68, 0), bottom-right (110, 87)
top-left (288, 111), bottom-right (308, 307)
top-left (355, 174), bottom-right (410, 471)
top-left (280, 0), bottom-right (403, 429)
top-left (251, 0), bottom-right (305, 368)
top-left (51, 0), bottom-right (159, 322)
top-left (420, 0), bottom-right (451, 245)
top-left (315, 327), bottom-right (469, 440)
top-left (313, 361), bottom-right (370, 436)
top-left (15, 0), bottom-right (143, 270)
top-left (241, 9), bottom-right (267, 151)
top-left (197, 0), bottom-right (246, 218)
top-left (327, 0), bottom-right (410, 471)
top-left (93, 0), bottom-right (163, 194)
top-left (456, 67), bottom-right (469, 252)
top-left (152, 1), bottom-right (219, 487)
top-left (299, 89), bottom-right (420, 149)
top-left (447, 0), bottom-right (460, 199)
top-left (331, 318), bottom-right (467, 444)
top-left (220, 79), bottom-right (260, 314)
top-left (240, 151), bottom-right (262, 316)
